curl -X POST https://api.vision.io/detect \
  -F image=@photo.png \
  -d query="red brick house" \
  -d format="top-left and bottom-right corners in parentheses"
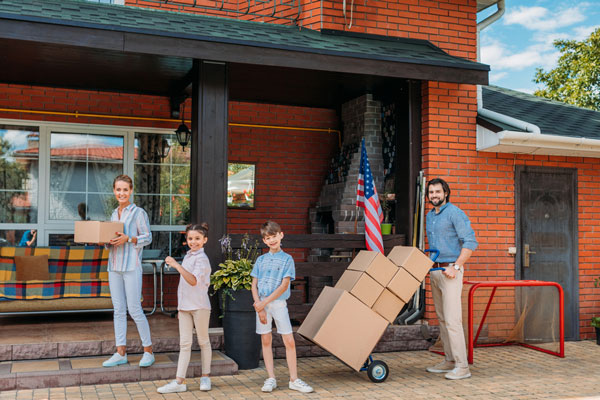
top-left (0, 0), bottom-right (597, 341)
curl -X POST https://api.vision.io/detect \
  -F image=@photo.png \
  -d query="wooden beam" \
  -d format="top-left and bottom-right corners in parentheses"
top-left (190, 60), bottom-right (228, 265)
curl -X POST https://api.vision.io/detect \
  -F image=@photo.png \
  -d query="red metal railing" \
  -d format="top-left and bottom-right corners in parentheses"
top-left (466, 280), bottom-right (565, 364)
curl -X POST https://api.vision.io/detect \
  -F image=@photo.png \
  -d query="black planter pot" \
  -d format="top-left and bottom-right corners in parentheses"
top-left (596, 327), bottom-right (600, 345)
top-left (221, 289), bottom-right (261, 369)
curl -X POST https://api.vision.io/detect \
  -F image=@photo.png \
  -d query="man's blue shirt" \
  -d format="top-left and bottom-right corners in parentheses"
top-left (426, 202), bottom-right (478, 263)
top-left (251, 249), bottom-right (295, 301)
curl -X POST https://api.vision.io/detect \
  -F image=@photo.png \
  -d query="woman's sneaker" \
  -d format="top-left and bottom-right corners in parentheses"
top-left (289, 379), bottom-right (314, 393)
top-left (157, 380), bottom-right (187, 394)
top-left (200, 377), bottom-right (212, 391)
top-left (102, 353), bottom-right (127, 368)
top-left (261, 377), bottom-right (277, 392)
top-left (139, 352), bottom-right (155, 368)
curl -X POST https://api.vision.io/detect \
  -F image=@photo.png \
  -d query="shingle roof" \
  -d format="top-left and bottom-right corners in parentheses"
top-left (0, 0), bottom-right (489, 73)
top-left (482, 85), bottom-right (600, 139)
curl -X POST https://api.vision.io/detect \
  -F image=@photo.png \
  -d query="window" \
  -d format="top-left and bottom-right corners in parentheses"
top-left (0, 125), bottom-right (39, 224)
top-left (227, 163), bottom-right (255, 209)
top-left (0, 120), bottom-right (190, 254)
top-left (134, 132), bottom-right (191, 257)
top-left (49, 132), bottom-right (123, 221)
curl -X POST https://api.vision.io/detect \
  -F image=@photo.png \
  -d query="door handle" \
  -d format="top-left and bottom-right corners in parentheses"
top-left (523, 244), bottom-right (536, 268)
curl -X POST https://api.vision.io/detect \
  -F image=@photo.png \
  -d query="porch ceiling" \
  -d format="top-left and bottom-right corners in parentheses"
top-left (0, 0), bottom-right (489, 108)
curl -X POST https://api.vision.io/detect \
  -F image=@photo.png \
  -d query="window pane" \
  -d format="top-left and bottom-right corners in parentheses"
top-left (0, 125), bottom-right (39, 223)
top-left (135, 164), bottom-right (171, 195)
top-left (172, 195), bottom-right (190, 225)
top-left (0, 229), bottom-right (33, 247)
top-left (227, 163), bottom-right (255, 208)
top-left (48, 233), bottom-right (77, 247)
top-left (88, 162), bottom-right (122, 192)
top-left (172, 166), bottom-right (190, 195)
top-left (134, 194), bottom-right (169, 225)
top-left (51, 133), bottom-right (123, 162)
top-left (87, 193), bottom-right (117, 220)
top-left (144, 230), bottom-right (187, 258)
top-left (50, 161), bottom-right (86, 192)
top-left (0, 191), bottom-right (38, 223)
top-left (49, 192), bottom-right (85, 220)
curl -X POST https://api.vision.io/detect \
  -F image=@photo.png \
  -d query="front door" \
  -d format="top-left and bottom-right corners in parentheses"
top-left (516, 166), bottom-right (578, 340)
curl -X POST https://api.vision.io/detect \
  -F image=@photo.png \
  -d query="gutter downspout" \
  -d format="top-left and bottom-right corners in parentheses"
top-left (476, 0), bottom-right (541, 134)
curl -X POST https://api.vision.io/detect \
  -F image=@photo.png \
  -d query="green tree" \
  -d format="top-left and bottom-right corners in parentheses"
top-left (534, 27), bottom-right (600, 111)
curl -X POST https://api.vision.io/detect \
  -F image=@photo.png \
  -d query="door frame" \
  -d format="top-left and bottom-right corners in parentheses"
top-left (515, 165), bottom-right (579, 339)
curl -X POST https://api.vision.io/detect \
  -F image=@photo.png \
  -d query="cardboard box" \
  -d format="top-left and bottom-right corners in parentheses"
top-left (387, 246), bottom-right (434, 282)
top-left (298, 286), bottom-right (389, 371)
top-left (334, 270), bottom-right (384, 307)
top-left (372, 289), bottom-right (406, 323)
top-left (347, 250), bottom-right (398, 287)
top-left (74, 221), bottom-right (124, 244)
top-left (387, 267), bottom-right (422, 303)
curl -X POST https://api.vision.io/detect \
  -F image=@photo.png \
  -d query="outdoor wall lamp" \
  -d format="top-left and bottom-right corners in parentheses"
top-left (175, 103), bottom-right (191, 150)
top-left (155, 137), bottom-right (171, 159)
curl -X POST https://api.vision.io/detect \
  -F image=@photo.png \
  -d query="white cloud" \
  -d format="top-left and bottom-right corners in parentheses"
top-left (489, 71), bottom-right (508, 82)
top-left (481, 39), bottom-right (549, 71)
top-left (504, 5), bottom-right (586, 31)
top-left (1, 130), bottom-right (30, 151)
top-left (515, 87), bottom-right (536, 95)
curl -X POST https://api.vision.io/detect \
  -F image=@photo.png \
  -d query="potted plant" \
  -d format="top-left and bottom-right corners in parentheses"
top-left (380, 192), bottom-right (395, 235)
top-left (211, 234), bottom-right (262, 369)
top-left (592, 277), bottom-right (600, 345)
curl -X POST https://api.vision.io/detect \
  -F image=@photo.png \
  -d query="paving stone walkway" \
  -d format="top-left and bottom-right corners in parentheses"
top-left (2, 341), bottom-right (599, 400)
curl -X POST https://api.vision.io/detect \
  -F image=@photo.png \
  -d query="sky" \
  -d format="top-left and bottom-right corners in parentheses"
top-left (479, 0), bottom-right (600, 94)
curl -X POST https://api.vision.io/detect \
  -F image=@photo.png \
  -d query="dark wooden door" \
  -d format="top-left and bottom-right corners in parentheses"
top-left (516, 166), bottom-right (578, 340)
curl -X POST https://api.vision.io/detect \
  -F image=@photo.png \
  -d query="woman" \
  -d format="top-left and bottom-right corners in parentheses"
top-left (102, 174), bottom-right (155, 368)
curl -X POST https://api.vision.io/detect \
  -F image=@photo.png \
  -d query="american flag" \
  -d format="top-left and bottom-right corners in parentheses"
top-left (356, 138), bottom-right (384, 253)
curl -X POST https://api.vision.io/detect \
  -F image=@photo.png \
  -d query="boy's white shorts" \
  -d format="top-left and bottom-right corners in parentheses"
top-left (256, 299), bottom-right (293, 335)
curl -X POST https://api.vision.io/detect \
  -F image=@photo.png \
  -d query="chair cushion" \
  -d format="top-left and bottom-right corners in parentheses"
top-left (15, 255), bottom-right (50, 281)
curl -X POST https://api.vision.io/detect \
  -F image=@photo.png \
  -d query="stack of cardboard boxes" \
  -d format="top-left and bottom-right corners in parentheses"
top-left (298, 246), bottom-right (433, 371)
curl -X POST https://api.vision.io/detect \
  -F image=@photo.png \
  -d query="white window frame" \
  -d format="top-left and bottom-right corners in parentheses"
top-left (0, 117), bottom-right (188, 247)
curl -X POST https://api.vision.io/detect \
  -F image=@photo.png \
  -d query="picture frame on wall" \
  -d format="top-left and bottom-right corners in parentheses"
top-left (227, 162), bottom-right (256, 209)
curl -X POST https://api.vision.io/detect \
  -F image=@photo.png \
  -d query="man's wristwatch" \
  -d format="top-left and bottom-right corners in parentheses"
top-left (453, 264), bottom-right (462, 271)
top-left (127, 236), bottom-right (133, 243)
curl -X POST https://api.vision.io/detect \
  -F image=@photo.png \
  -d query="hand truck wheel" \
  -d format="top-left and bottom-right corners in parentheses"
top-left (367, 360), bottom-right (389, 383)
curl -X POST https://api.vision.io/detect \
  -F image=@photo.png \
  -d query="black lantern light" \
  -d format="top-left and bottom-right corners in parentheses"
top-left (155, 137), bottom-right (171, 159)
top-left (175, 103), bottom-right (191, 150)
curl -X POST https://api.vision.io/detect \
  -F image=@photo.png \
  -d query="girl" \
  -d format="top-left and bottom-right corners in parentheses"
top-left (102, 174), bottom-right (154, 368)
top-left (157, 223), bottom-right (212, 393)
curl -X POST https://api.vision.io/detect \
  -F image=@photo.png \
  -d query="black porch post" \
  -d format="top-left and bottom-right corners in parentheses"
top-left (190, 60), bottom-right (228, 267)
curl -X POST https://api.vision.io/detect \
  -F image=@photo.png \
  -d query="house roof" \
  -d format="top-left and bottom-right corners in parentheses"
top-left (0, 0), bottom-right (488, 103)
top-left (482, 85), bottom-right (600, 139)
top-left (0, 0), bottom-right (488, 74)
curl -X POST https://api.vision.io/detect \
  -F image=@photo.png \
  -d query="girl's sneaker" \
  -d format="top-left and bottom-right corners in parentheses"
top-left (157, 380), bottom-right (187, 394)
top-left (289, 379), bottom-right (314, 393)
top-left (261, 377), bottom-right (277, 392)
top-left (200, 377), bottom-right (212, 391)
top-left (102, 353), bottom-right (127, 368)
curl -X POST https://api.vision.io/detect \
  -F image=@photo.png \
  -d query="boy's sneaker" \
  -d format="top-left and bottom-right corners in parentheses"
top-left (289, 379), bottom-right (314, 393)
top-left (157, 380), bottom-right (187, 394)
top-left (200, 377), bottom-right (212, 391)
top-left (102, 352), bottom-right (127, 367)
top-left (261, 377), bottom-right (277, 392)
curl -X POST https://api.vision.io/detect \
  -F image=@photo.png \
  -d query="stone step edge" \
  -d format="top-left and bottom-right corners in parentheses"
top-left (0, 351), bottom-right (238, 391)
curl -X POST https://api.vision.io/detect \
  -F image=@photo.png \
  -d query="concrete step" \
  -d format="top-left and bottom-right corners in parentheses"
top-left (0, 350), bottom-right (237, 391)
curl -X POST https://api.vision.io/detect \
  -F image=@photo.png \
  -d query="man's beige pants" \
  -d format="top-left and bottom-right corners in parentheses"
top-left (430, 268), bottom-right (468, 369)
top-left (176, 309), bottom-right (212, 379)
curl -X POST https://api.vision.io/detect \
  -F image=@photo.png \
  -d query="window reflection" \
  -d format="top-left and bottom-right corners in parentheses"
top-left (49, 132), bottom-right (123, 221)
top-left (0, 125), bottom-right (39, 223)
top-left (134, 133), bottom-right (190, 225)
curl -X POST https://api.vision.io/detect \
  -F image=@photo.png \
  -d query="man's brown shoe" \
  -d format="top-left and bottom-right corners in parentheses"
top-left (445, 367), bottom-right (471, 380)
top-left (426, 360), bottom-right (455, 373)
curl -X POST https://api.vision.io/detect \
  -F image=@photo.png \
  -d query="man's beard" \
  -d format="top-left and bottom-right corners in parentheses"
top-left (429, 197), bottom-right (445, 207)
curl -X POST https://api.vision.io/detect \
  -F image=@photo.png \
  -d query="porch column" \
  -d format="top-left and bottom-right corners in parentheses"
top-left (191, 60), bottom-right (228, 265)
top-left (395, 80), bottom-right (421, 242)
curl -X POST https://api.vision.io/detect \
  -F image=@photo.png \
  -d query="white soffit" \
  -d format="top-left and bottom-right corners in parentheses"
top-left (477, 124), bottom-right (600, 158)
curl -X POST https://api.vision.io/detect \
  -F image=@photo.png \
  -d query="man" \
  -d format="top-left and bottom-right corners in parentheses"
top-left (425, 178), bottom-right (477, 380)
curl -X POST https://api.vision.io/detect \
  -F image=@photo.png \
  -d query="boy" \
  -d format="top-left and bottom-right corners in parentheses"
top-left (251, 221), bottom-right (314, 393)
